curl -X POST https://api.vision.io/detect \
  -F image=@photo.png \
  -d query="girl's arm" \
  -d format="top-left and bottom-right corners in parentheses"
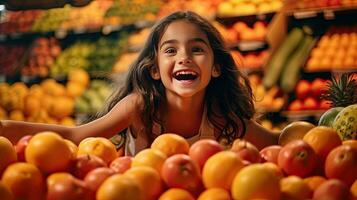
top-left (244, 119), bottom-right (280, 150)
top-left (0, 93), bottom-right (142, 144)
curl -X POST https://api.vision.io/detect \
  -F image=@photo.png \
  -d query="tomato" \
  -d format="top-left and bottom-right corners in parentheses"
top-left (47, 172), bottom-right (93, 200)
top-left (296, 80), bottom-right (311, 100)
top-left (15, 135), bottom-right (32, 162)
top-left (259, 145), bottom-right (282, 164)
top-left (71, 154), bottom-right (107, 179)
top-left (231, 139), bottom-right (261, 163)
top-left (84, 167), bottom-right (115, 192)
top-left (277, 140), bottom-right (317, 177)
top-left (325, 145), bottom-right (357, 186)
top-left (188, 139), bottom-right (223, 170)
top-left (109, 156), bottom-right (132, 173)
top-left (161, 154), bottom-right (203, 196)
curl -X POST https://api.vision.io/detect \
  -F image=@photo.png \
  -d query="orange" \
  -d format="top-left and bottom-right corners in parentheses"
top-left (77, 137), bottom-right (117, 165)
top-left (66, 81), bottom-right (86, 98)
top-left (261, 162), bottom-right (284, 179)
top-left (303, 176), bottom-right (327, 191)
top-left (23, 95), bottom-right (41, 117)
top-left (351, 179), bottom-right (357, 199)
top-left (197, 188), bottom-right (231, 200)
top-left (68, 68), bottom-right (90, 87)
top-left (124, 166), bottom-right (163, 200)
top-left (158, 188), bottom-right (195, 200)
top-left (303, 126), bottom-right (341, 160)
top-left (280, 175), bottom-right (313, 200)
top-left (202, 151), bottom-right (244, 190)
top-left (0, 137), bottom-right (17, 174)
top-left (343, 140), bottom-right (357, 149)
top-left (25, 131), bottom-right (72, 174)
top-left (48, 96), bottom-right (74, 119)
top-left (0, 181), bottom-right (14, 200)
top-left (151, 133), bottom-right (190, 157)
top-left (64, 139), bottom-right (78, 159)
top-left (231, 163), bottom-right (281, 200)
top-left (96, 174), bottom-right (141, 200)
top-left (131, 148), bottom-right (167, 173)
top-left (1, 162), bottom-right (45, 200)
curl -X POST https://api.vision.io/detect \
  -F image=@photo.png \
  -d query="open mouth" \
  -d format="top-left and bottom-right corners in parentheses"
top-left (173, 71), bottom-right (198, 81)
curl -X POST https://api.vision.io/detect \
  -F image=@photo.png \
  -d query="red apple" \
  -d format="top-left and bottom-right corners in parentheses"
top-left (303, 97), bottom-right (319, 110)
top-left (47, 173), bottom-right (94, 200)
top-left (296, 80), bottom-right (311, 100)
top-left (288, 99), bottom-right (303, 111)
top-left (230, 139), bottom-right (261, 163)
top-left (311, 78), bottom-right (327, 99)
top-left (313, 179), bottom-right (349, 200)
top-left (189, 139), bottom-right (224, 170)
top-left (15, 135), bottom-right (32, 162)
top-left (109, 156), bottom-right (133, 174)
top-left (84, 167), bottom-right (116, 191)
top-left (278, 140), bottom-right (317, 177)
top-left (71, 154), bottom-right (107, 179)
top-left (325, 145), bottom-right (357, 186)
top-left (319, 100), bottom-right (331, 110)
top-left (259, 145), bottom-right (282, 165)
top-left (161, 154), bottom-right (203, 195)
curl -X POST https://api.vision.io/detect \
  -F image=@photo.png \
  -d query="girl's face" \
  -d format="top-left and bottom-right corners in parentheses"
top-left (154, 20), bottom-right (219, 99)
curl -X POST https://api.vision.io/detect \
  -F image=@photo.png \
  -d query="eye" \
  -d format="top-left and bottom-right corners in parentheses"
top-left (164, 48), bottom-right (176, 54)
top-left (192, 46), bottom-right (204, 53)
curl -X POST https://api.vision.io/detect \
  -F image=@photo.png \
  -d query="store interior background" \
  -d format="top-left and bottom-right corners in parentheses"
top-left (0, 0), bottom-right (356, 131)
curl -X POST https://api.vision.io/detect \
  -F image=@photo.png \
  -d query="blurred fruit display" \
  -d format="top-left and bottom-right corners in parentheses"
top-left (104, 0), bottom-right (162, 25)
top-left (0, 43), bottom-right (26, 76)
top-left (31, 6), bottom-right (72, 32)
top-left (0, 10), bottom-right (43, 34)
top-left (217, 0), bottom-right (284, 17)
top-left (306, 25), bottom-right (357, 71)
top-left (21, 37), bottom-right (62, 77)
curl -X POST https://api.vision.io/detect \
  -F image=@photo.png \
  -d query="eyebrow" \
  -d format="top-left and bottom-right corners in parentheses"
top-left (159, 38), bottom-right (209, 50)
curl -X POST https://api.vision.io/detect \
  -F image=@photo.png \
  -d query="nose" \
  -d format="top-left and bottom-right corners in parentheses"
top-left (178, 57), bottom-right (192, 65)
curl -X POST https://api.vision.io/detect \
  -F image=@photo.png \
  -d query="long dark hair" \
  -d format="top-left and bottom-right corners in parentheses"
top-left (96, 11), bottom-right (255, 144)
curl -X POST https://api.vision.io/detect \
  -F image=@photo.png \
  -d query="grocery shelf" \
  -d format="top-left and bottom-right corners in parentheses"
top-left (216, 12), bottom-right (276, 26)
top-left (286, 4), bottom-right (357, 20)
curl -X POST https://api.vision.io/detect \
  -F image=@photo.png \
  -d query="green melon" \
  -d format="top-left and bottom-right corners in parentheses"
top-left (332, 104), bottom-right (357, 140)
top-left (318, 107), bottom-right (344, 127)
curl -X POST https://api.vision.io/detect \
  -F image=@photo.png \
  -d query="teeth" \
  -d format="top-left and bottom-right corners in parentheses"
top-left (174, 71), bottom-right (197, 76)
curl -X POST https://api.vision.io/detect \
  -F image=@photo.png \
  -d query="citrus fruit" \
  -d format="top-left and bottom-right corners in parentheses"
top-left (124, 166), bottom-right (163, 200)
top-left (96, 174), bottom-right (141, 200)
top-left (231, 163), bottom-right (281, 200)
top-left (0, 181), bottom-right (14, 200)
top-left (0, 136), bottom-right (17, 174)
top-left (303, 176), bottom-right (327, 191)
top-left (131, 148), bottom-right (167, 173)
top-left (77, 137), bottom-right (117, 165)
top-left (278, 121), bottom-right (315, 146)
top-left (25, 131), bottom-right (72, 174)
top-left (158, 188), bottom-right (195, 200)
top-left (197, 188), bottom-right (231, 200)
top-left (151, 133), bottom-right (189, 157)
top-left (202, 151), bottom-right (244, 190)
top-left (280, 175), bottom-right (312, 200)
top-left (1, 162), bottom-right (45, 200)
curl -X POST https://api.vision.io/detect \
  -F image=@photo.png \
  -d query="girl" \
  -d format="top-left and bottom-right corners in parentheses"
top-left (1, 11), bottom-right (279, 155)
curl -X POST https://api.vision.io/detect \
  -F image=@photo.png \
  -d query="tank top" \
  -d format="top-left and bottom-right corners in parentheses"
top-left (124, 105), bottom-right (215, 156)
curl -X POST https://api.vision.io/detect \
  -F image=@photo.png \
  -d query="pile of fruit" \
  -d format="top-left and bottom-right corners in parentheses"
top-left (1, 117), bottom-right (356, 200)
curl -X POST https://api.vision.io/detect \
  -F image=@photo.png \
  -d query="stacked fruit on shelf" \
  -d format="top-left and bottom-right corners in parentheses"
top-left (306, 25), bottom-right (357, 72)
top-left (217, 0), bottom-right (283, 17)
top-left (213, 21), bottom-right (268, 43)
top-left (50, 40), bottom-right (95, 77)
top-left (21, 37), bottom-right (62, 77)
top-left (31, 6), bottom-right (71, 32)
top-left (87, 34), bottom-right (128, 73)
top-left (287, 78), bottom-right (330, 111)
top-left (231, 50), bottom-right (269, 69)
top-left (104, 0), bottom-right (161, 25)
top-left (156, 0), bottom-right (221, 20)
top-left (294, 0), bottom-right (357, 9)
top-left (0, 69), bottom-right (90, 125)
top-left (75, 79), bottom-right (113, 114)
top-left (259, 118), bottom-right (287, 131)
top-left (0, 44), bottom-right (26, 76)
top-left (60, 0), bottom-right (113, 30)
top-left (249, 74), bottom-right (286, 112)
top-left (0, 10), bottom-right (43, 34)
top-left (127, 28), bottom-right (151, 49)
